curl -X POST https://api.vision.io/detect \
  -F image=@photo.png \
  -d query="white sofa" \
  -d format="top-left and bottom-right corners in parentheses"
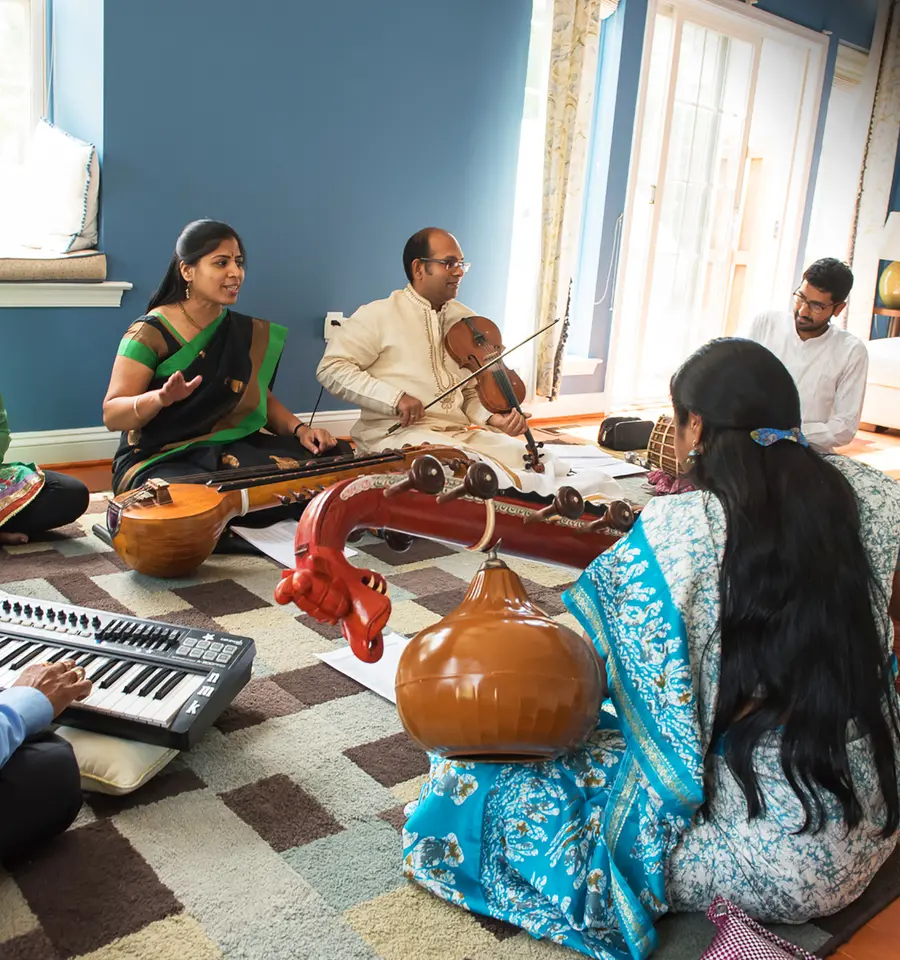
top-left (861, 336), bottom-right (900, 431)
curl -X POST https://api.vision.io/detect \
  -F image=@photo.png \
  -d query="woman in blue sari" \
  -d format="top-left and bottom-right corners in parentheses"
top-left (403, 338), bottom-right (900, 958)
top-left (103, 220), bottom-right (349, 496)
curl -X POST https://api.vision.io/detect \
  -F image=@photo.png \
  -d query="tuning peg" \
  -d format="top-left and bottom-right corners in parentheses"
top-left (524, 486), bottom-right (584, 524)
top-left (583, 500), bottom-right (635, 533)
top-left (384, 454), bottom-right (446, 499)
top-left (435, 462), bottom-right (499, 504)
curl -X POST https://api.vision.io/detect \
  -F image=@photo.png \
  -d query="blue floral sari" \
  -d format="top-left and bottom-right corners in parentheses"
top-left (402, 456), bottom-right (900, 958)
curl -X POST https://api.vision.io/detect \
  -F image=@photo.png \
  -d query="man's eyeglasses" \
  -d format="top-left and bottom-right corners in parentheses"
top-left (792, 289), bottom-right (835, 315)
top-left (419, 257), bottom-right (471, 274)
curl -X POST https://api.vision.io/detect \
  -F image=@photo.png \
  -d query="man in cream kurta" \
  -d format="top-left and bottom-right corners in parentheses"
top-left (317, 229), bottom-right (602, 496)
top-left (744, 258), bottom-right (867, 454)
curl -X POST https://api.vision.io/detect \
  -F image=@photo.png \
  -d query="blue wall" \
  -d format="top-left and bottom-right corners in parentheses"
top-left (754, 0), bottom-right (879, 49)
top-left (571, 0), bottom-right (883, 390)
top-left (3, 0), bottom-right (530, 433)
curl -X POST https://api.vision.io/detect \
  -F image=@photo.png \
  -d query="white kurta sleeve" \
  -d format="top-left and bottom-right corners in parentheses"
top-left (801, 343), bottom-right (869, 452)
top-left (316, 310), bottom-right (404, 417)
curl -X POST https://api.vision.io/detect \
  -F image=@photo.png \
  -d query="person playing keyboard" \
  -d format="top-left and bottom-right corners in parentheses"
top-left (0, 659), bottom-right (91, 863)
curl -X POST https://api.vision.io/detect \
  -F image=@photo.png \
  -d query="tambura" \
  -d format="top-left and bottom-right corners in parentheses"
top-left (646, 415), bottom-right (678, 477)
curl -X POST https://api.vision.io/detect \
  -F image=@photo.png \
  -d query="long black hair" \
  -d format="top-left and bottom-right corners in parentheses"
top-left (146, 219), bottom-right (246, 312)
top-left (671, 338), bottom-right (899, 834)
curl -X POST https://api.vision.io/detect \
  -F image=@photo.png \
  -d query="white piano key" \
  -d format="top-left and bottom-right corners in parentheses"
top-left (81, 663), bottom-right (144, 711)
top-left (0, 644), bottom-right (57, 687)
top-left (147, 674), bottom-right (205, 724)
top-left (135, 671), bottom-right (180, 719)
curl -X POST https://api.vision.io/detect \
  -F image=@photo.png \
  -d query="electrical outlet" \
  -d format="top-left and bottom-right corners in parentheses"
top-left (324, 312), bottom-right (343, 340)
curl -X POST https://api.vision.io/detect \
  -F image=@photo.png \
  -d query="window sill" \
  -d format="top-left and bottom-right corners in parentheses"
top-left (0, 281), bottom-right (133, 308)
top-left (562, 356), bottom-right (602, 376)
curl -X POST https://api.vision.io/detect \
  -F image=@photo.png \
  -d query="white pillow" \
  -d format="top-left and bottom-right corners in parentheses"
top-left (19, 119), bottom-right (100, 254)
top-left (55, 725), bottom-right (178, 795)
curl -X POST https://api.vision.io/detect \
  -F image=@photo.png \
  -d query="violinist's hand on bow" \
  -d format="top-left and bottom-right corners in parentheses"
top-left (397, 393), bottom-right (425, 428)
top-left (487, 409), bottom-right (531, 437)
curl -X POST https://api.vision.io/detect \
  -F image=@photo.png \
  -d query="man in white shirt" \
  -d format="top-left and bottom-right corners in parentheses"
top-left (317, 229), bottom-right (573, 488)
top-left (746, 258), bottom-right (868, 453)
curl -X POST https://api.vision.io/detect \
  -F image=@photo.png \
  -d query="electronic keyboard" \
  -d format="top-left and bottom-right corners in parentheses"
top-left (0, 592), bottom-right (254, 749)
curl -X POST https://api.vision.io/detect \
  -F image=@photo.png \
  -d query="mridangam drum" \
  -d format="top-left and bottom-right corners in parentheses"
top-left (646, 414), bottom-right (678, 477)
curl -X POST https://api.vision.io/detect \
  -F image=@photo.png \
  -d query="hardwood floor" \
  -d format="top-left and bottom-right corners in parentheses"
top-left (832, 899), bottom-right (900, 959)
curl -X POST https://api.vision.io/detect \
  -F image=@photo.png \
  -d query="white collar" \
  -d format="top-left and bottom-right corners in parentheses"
top-left (791, 320), bottom-right (836, 347)
top-left (404, 283), bottom-right (448, 314)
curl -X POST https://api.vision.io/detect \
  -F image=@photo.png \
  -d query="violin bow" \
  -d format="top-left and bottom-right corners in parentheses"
top-left (386, 317), bottom-right (561, 436)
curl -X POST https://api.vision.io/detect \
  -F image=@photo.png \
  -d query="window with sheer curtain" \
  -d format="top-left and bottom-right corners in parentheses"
top-left (0, 0), bottom-right (45, 173)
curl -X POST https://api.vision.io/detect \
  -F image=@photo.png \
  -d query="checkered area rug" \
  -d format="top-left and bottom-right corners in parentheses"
top-left (0, 495), bottom-right (892, 959)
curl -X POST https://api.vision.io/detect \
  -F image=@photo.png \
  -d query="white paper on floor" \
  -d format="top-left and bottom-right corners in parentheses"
top-left (540, 443), bottom-right (648, 479)
top-left (316, 631), bottom-right (411, 704)
top-left (231, 518), bottom-right (357, 568)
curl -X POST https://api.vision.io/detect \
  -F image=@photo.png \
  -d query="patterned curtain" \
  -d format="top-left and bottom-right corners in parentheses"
top-left (847, 0), bottom-right (900, 340)
top-left (534, 0), bottom-right (619, 400)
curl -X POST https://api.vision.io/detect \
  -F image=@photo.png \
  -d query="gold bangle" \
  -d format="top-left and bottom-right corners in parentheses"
top-left (133, 394), bottom-right (142, 421)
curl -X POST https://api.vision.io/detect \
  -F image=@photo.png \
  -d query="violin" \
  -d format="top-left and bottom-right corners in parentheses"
top-left (444, 316), bottom-right (545, 473)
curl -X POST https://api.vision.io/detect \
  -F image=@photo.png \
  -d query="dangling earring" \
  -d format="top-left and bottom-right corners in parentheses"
top-left (185, 281), bottom-right (192, 300)
top-left (685, 447), bottom-right (701, 468)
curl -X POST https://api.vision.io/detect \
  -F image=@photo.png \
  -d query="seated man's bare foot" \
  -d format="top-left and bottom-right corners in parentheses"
top-left (0, 531), bottom-right (29, 545)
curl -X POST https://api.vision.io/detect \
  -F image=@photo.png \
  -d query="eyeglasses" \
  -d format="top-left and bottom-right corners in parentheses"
top-left (792, 289), bottom-right (835, 315)
top-left (419, 257), bottom-right (471, 274)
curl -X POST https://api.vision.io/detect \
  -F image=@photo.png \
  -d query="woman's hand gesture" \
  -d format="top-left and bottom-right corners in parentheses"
top-left (158, 370), bottom-right (202, 407)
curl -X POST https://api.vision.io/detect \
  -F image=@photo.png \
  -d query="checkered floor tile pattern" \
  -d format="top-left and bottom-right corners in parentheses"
top-left (0, 498), bottom-right (856, 958)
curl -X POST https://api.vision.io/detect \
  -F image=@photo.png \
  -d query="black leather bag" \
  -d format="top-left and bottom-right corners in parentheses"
top-left (598, 416), bottom-right (654, 451)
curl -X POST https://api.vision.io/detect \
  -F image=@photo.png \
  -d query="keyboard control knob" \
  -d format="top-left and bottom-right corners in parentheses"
top-left (35, 606), bottom-right (43, 618)
top-left (1, 599), bottom-right (10, 613)
top-left (12, 602), bottom-right (21, 615)
top-left (23, 604), bottom-right (32, 617)
top-left (91, 616), bottom-right (101, 629)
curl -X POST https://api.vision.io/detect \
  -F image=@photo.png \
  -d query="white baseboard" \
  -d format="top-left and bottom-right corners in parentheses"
top-left (6, 408), bottom-right (360, 466)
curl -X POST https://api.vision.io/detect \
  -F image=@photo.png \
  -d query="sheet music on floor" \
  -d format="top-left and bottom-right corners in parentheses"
top-left (542, 443), bottom-right (648, 478)
top-left (316, 632), bottom-right (411, 704)
top-left (230, 519), bottom-right (357, 568)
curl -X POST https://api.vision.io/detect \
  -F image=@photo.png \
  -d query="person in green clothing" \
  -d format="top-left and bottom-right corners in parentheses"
top-left (0, 394), bottom-right (89, 545)
top-left (102, 220), bottom-right (348, 496)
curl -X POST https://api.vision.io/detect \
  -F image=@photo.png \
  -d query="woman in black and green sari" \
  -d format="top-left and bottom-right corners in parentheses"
top-left (103, 220), bottom-right (348, 498)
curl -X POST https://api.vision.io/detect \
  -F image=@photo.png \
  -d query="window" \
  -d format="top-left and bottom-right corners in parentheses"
top-left (502, 0), bottom-right (553, 393)
top-left (0, 0), bottom-right (45, 171)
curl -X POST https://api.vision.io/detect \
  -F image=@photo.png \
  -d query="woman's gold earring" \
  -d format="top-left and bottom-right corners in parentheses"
top-left (185, 281), bottom-right (192, 300)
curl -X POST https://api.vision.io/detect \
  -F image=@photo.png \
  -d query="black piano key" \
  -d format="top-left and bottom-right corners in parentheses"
top-left (154, 671), bottom-right (185, 700)
top-left (123, 665), bottom-right (156, 694)
top-left (100, 661), bottom-right (132, 689)
top-left (11, 644), bottom-right (47, 670)
top-left (136, 668), bottom-right (169, 697)
top-left (75, 652), bottom-right (98, 667)
top-left (47, 648), bottom-right (76, 663)
top-left (0, 643), bottom-right (30, 667)
top-left (88, 659), bottom-right (119, 682)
